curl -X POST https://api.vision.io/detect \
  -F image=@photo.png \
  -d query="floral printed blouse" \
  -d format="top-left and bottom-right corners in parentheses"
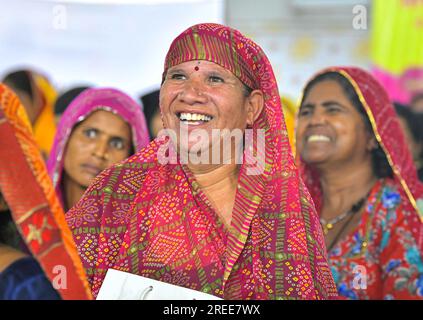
top-left (328, 178), bottom-right (423, 299)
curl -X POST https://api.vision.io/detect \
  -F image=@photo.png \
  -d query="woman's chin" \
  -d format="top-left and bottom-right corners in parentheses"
top-left (301, 152), bottom-right (331, 167)
top-left (76, 175), bottom-right (96, 189)
top-left (172, 142), bottom-right (212, 164)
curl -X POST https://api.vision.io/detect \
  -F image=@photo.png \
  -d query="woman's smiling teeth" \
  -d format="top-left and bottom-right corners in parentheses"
top-left (307, 135), bottom-right (331, 142)
top-left (178, 112), bottom-right (212, 124)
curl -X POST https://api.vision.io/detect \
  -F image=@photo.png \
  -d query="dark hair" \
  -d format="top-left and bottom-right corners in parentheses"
top-left (395, 102), bottom-right (423, 164)
top-left (0, 210), bottom-right (23, 249)
top-left (2, 70), bottom-right (34, 100)
top-left (302, 72), bottom-right (393, 179)
top-left (140, 89), bottom-right (160, 138)
top-left (54, 86), bottom-right (90, 116)
top-left (242, 83), bottom-right (253, 97)
top-left (394, 103), bottom-right (422, 141)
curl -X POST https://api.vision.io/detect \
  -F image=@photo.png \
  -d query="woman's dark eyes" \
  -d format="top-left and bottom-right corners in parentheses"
top-left (299, 108), bottom-right (311, 116)
top-left (299, 107), bottom-right (341, 116)
top-left (168, 73), bottom-right (224, 83)
top-left (84, 128), bottom-right (98, 138)
top-left (170, 73), bottom-right (186, 80)
top-left (110, 138), bottom-right (124, 150)
top-left (209, 75), bottom-right (224, 83)
top-left (327, 106), bottom-right (341, 112)
top-left (83, 129), bottom-right (125, 150)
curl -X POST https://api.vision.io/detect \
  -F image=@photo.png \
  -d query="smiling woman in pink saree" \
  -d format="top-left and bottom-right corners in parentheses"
top-left (66, 23), bottom-right (337, 300)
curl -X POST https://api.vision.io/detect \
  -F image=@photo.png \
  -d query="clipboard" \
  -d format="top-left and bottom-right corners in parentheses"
top-left (97, 269), bottom-right (222, 300)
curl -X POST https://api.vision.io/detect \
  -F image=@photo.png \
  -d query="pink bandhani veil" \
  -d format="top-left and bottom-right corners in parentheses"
top-left (66, 24), bottom-right (338, 299)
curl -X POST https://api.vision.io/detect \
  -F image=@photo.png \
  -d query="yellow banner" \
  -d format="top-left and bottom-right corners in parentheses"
top-left (371, 0), bottom-right (423, 74)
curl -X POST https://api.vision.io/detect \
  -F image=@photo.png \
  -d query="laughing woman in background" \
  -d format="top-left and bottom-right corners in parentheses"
top-left (296, 67), bottom-right (423, 299)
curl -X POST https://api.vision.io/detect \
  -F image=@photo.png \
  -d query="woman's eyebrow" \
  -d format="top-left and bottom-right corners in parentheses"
top-left (81, 126), bottom-right (127, 140)
top-left (110, 135), bottom-right (128, 142)
top-left (167, 68), bottom-right (185, 74)
top-left (321, 101), bottom-right (347, 109)
top-left (80, 125), bottom-right (99, 131)
top-left (300, 102), bottom-right (315, 109)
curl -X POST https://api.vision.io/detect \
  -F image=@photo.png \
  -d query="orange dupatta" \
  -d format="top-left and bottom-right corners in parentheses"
top-left (0, 83), bottom-right (92, 299)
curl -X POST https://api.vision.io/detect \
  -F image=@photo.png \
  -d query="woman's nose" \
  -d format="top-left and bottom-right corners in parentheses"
top-left (309, 108), bottom-right (326, 125)
top-left (92, 139), bottom-right (109, 160)
top-left (178, 79), bottom-right (208, 104)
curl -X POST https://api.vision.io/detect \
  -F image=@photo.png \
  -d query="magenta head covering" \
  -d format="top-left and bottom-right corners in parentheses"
top-left (47, 87), bottom-right (150, 207)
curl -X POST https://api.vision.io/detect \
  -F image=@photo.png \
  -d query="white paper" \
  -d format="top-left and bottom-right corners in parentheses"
top-left (97, 269), bottom-right (222, 300)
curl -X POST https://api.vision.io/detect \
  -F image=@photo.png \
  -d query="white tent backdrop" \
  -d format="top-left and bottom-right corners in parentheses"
top-left (0, 0), bottom-right (224, 98)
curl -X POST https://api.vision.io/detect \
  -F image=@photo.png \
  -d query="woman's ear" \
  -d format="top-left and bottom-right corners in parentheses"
top-left (246, 89), bottom-right (264, 126)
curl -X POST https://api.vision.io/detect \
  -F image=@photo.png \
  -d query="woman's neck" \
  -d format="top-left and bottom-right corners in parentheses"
top-left (62, 175), bottom-right (86, 212)
top-left (187, 162), bottom-right (240, 188)
top-left (187, 162), bottom-right (240, 227)
top-left (318, 159), bottom-right (377, 220)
